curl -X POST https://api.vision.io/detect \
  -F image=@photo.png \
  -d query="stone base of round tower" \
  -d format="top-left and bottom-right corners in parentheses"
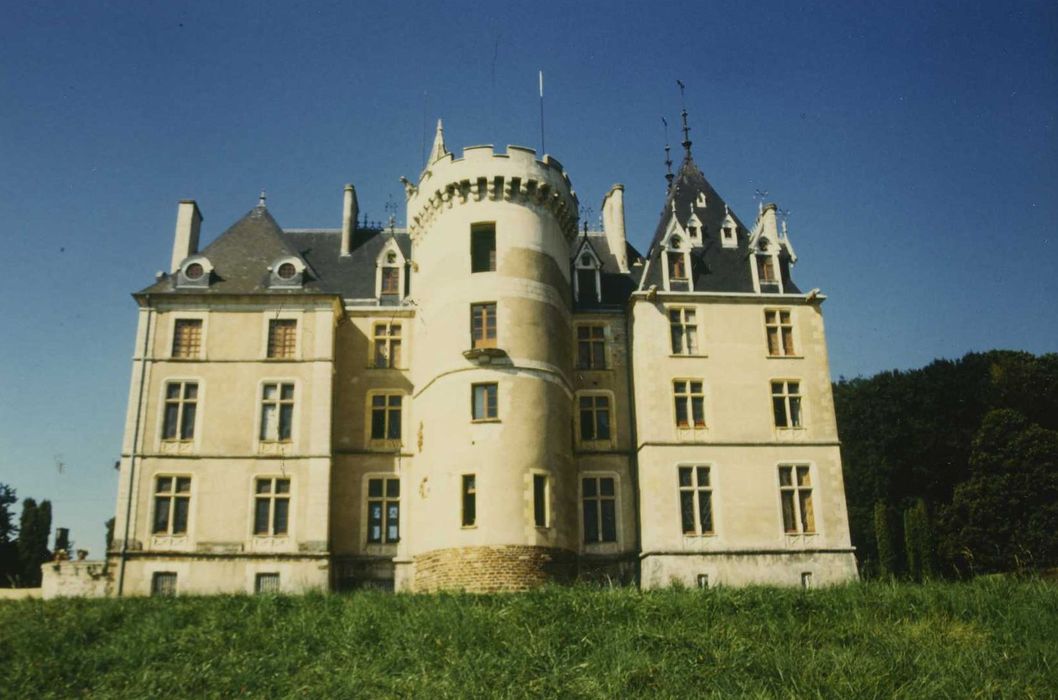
top-left (409, 546), bottom-right (576, 593)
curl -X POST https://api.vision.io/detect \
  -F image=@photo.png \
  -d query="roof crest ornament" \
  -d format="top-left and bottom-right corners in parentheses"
top-left (257, 190), bottom-right (267, 208)
top-left (427, 119), bottom-right (448, 166)
top-left (677, 80), bottom-right (692, 157)
top-left (662, 117), bottom-right (674, 191)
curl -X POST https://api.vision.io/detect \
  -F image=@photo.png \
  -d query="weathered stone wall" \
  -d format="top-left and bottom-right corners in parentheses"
top-left (413, 546), bottom-right (576, 592)
top-left (41, 560), bottom-right (110, 599)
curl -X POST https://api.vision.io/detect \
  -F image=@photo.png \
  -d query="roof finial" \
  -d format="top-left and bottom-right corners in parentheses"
top-left (662, 117), bottom-right (674, 191)
top-left (427, 118), bottom-right (448, 166)
top-left (677, 80), bottom-right (692, 157)
top-left (257, 190), bottom-right (267, 208)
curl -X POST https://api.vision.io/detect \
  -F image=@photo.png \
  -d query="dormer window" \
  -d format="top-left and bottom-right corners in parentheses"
top-left (722, 226), bottom-right (736, 246)
top-left (668, 252), bottom-right (687, 280)
top-left (376, 241), bottom-right (406, 303)
top-left (268, 256), bottom-right (305, 289)
top-left (573, 248), bottom-right (602, 303)
top-left (176, 256), bottom-right (213, 288)
top-left (757, 256), bottom-right (776, 284)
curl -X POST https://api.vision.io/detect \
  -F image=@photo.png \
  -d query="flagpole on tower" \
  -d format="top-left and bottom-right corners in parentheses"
top-left (539, 70), bottom-right (546, 155)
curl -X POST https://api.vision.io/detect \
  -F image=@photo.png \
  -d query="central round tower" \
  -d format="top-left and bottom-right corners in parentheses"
top-left (397, 139), bottom-right (580, 591)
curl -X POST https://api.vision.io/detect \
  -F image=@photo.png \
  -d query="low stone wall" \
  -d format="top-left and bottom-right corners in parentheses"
top-left (0, 588), bottom-right (42, 600)
top-left (413, 545), bottom-right (576, 592)
top-left (41, 560), bottom-right (110, 599)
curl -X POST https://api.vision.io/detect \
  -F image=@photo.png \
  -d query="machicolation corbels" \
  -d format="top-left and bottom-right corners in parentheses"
top-left (405, 145), bottom-right (580, 242)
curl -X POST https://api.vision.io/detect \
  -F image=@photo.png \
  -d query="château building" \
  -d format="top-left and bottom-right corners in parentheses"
top-left (107, 119), bottom-right (857, 595)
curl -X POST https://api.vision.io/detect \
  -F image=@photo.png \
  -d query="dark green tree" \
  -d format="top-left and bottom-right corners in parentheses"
top-left (938, 409), bottom-right (1058, 574)
top-left (873, 500), bottom-right (898, 578)
top-left (105, 517), bottom-right (115, 552)
top-left (16, 499), bottom-right (51, 587)
top-left (0, 483), bottom-right (17, 586)
top-left (903, 499), bottom-right (934, 581)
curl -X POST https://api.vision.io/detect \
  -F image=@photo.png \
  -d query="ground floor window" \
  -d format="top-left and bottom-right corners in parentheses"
top-left (151, 572), bottom-right (177, 596)
top-left (255, 573), bottom-right (280, 594)
top-left (582, 476), bottom-right (617, 543)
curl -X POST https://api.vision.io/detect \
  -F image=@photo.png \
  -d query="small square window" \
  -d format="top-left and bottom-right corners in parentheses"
top-left (255, 573), bottom-right (280, 594)
top-left (151, 572), bottom-right (177, 597)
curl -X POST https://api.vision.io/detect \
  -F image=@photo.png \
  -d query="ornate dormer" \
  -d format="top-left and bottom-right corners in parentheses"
top-left (572, 238), bottom-right (603, 303)
top-left (747, 203), bottom-right (796, 294)
top-left (268, 255), bottom-right (306, 289)
top-left (375, 237), bottom-right (407, 304)
top-left (175, 255), bottom-right (213, 289)
top-left (662, 230), bottom-right (692, 292)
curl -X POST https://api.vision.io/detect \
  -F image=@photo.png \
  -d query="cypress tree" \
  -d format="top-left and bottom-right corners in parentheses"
top-left (874, 500), bottom-right (897, 579)
top-left (16, 499), bottom-right (51, 587)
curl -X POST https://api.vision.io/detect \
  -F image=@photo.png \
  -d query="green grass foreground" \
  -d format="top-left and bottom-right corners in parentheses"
top-left (2, 580), bottom-right (1056, 698)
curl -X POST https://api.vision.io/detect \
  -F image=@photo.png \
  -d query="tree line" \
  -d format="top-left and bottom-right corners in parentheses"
top-left (834, 350), bottom-right (1058, 578)
top-left (0, 486), bottom-right (53, 587)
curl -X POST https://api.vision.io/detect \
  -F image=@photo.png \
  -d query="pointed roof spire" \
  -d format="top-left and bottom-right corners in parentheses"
top-left (676, 79), bottom-right (692, 158)
top-left (257, 190), bottom-right (267, 208)
top-left (662, 117), bottom-right (674, 191)
top-left (427, 118), bottom-right (448, 165)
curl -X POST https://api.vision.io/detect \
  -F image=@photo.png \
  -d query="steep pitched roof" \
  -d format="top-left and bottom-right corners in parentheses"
top-left (639, 155), bottom-right (799, 294)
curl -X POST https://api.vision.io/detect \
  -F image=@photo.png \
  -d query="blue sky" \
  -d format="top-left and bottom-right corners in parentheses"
top-left (1, 1), bottom-right (1055, 559)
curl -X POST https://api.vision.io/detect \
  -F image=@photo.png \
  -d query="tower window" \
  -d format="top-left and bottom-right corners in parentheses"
top-left (533, 474), bottom-right (549, 528)
top-left (472, 383), bottom-right (498, 420)
top-left (462, 475), bottom-right (477, 527)
top-left (470, 303), bottom-right (497, 348)
top-left (471, 223), bottom-right (496, 272)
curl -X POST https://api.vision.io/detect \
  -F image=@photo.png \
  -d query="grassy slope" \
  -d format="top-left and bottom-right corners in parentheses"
top-left (2, 580), bottom-right (1056, 699)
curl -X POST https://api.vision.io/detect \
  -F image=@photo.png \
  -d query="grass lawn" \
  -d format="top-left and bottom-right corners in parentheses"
top-left (1, 579), bottom-right (1056, 698)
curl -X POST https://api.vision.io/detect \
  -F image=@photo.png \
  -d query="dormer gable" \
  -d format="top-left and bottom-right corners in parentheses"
top-left (572, 236), bottom-right (603, 303)
top-left (375, 237), bottom-right (407, 303)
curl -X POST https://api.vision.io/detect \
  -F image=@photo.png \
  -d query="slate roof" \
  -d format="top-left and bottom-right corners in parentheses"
top-left (571, 233), bottom-right (645, 311)
top-left (139, 204), bottom-right (410, 299)
top-left (639, 155), bottom-right (800, 294)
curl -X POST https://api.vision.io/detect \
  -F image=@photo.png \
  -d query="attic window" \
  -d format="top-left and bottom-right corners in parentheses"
top-left (277, 262), bottom-right (297, 280)
top-left (723, 226), bottom-right (735, 243)
top-left (268, 257), bottom-right (304, 288)
top-left (185, 263), bottom-right (204, 280)
top-left (688, 226), bottom-right (698, 239)
top-left (580, 254), bottom-right (592, 267)
top-left (386, 252), bottom-right (397, 264)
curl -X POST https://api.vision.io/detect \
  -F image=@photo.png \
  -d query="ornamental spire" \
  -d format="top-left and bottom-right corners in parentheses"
top-left (427, 118), bottom-right (448, 166)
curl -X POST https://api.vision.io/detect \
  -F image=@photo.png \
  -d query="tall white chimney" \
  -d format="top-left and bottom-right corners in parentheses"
top-left (341, 184), bottom-right (358, 256)
top-left (601, 184), bottom-right (629, 272)
top-left (170, 200), bottom-right (203, 273)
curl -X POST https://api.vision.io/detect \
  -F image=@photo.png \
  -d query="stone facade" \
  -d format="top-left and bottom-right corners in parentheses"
top-left (104, 120), bottom-right (857, 596)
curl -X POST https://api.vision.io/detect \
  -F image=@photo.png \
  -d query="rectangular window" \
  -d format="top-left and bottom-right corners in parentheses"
top-left (373, 322), bottom-right (402, 368)
top-left (578, 394), bottom-right (612, 442)
top-left (366, 477), bottom-right (400, 544)
top-left (673, 380), bottom-right (706, 429)
top-left (533, 474), bottom-right (549, 528)
top-left (267, 319), bottom-right (297, 359)
top-left (576, 325), bottom-right (606, 369)
top-left (152, 476), bottom-right (191, 535)
top-left (381, 267), bottom-right (401, 295)
top-left (757, 256), bottom-right (777, 284)
top-left (255, 573), bottom-right (280, 594)
top-left (370, 393), bottom-right (403, 440)
top-left (462, 474), bottom-right (476, 527)
top-left (253, 477), bottom-right (290, 536)
top-left (470, 303), bottom-right (497, 349)
top-left (151, 572), bottom-right (177, 597)
top-left (260, 383), bottom-right (295, 441)
top-left (679, 466), bottom-right (714, 535)
top-left (582, 476), bottom-right (617, 544)
top-left (171, 319), bottom-right (202, 359)
top-left (162, 381), bottom-right (197, 441)
top-left (472, 383), bottom-right (498, 420)
top-left (765, 309), bottom-right (795, 356)
top-left (576, 268), bottom-right (598, 301)
top-left (668, 308), bottom-right (698, 355)
top-left (779, 465), bottom-right (815, 533)
top-left (772, 381), bottom-right (803, 428)
top-left (668, 252), bottom-right (687, 280)
top-left (471, 223), bottom-right (497, 273)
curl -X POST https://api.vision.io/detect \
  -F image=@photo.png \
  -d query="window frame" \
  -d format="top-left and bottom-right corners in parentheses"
top-left (778, 464), bottom-right (817, 535)
top-left (667, 307), bottom-right (701, 356)
top-left (470, 302), bottom-right (497, 349)
top-left (151, 571), bottom-right (178, 597)
top-left (170, 317), bottom-right (204, 359)
top-left (254, 572), bottom-right (281, 594)
top-left (461, 474), bottom-right (477, 528)
top-left (576, 391), bottom-right (615, 448)
top-left (364, 474), bottom-right (401, 546)
top-left (152, 475), bottom-right (192, 536)
top-left (471, 382), bottom-right (499, 422)
top-left (258, 380), bottom-right (296, 444)
top-left (532, 472), bottom-right (550, 529)
top-left (372, 322), bottom-right (403, 369)
top-left (367, 390), bottom-right (404, 445)
top-left (265, 317), bottom-right (299, 360)
top-left (581, 473), bottom-right (619, 547)
top-left (672, 379), bottom-right (707, 431)
top-left (470, 222), bottom-right (497, 273)
top-left (252, 476), bottom-right (292, 538)
top-left (678, 464), bottom-right (715, 536)
top-left (771, 379), bottom-right (804, 430)
top-left (160, 380), bottom-right (199, 443)
top-left (764, 308), bottom-right (797, 357)
top-left (574, 323), bottom-right (608, 369)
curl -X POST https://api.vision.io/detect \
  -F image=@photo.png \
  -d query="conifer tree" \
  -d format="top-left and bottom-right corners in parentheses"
top-left (16, 499), bottom-right (51, 587)
top-left (874, 500), bottom-right (897, 579)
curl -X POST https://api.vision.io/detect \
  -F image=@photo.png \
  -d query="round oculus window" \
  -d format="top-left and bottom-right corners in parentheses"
top-left (184, 262), bottom-right (204, 280)
top-left (277, 262), bottom-right (297, 279)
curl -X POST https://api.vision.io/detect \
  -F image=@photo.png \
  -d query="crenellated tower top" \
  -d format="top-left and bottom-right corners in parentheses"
top-left (402, 142), bottom-right (580, 242)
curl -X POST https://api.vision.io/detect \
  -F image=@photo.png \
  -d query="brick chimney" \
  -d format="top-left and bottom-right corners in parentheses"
top-left (170, 200), bottom-right (203, 273)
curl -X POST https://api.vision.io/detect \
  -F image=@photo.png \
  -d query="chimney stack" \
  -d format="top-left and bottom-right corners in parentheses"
top-left (170, 200), bottom-right (203, 273)
top-left (341, 184), bottom-right (358, 257)
top-left (601, 184), bottom-right (629, 272)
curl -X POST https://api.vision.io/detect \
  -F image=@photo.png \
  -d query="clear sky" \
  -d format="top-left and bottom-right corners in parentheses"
top-left (1, 1), bottom-right (1055, 560)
